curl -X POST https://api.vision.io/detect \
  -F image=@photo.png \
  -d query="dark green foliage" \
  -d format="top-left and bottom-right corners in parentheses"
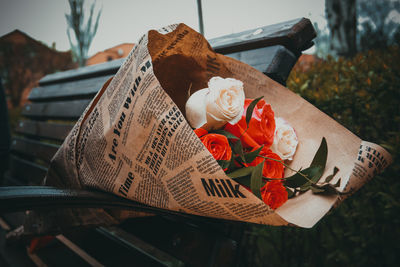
top-left (241, 47), bottom-right (400, 267)
top-left (358, 0), bottom-right (400, 51)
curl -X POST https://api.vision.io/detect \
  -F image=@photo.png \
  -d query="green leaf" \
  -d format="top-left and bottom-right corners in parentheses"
top-left (333, 178), bottom-right (341, 187)
top-left (232, 175), bottom-right (252, 188)
top-left (281, 137), bottom-right (330, 194)
top-left (310, 183), bottom-right (341, 195)
top-left (227, 157), bottom-right (237, 173)
top-left (311, 137), bottom-right (328, 170)
top-left (213, 130), bottom-right (239, 140)
top-left (311, 186), bottom-right (325, 193)
top-left (286, 187), bottom-right (295, 199)
top-left (250, 160), bottom-right (264, 200)
top-left (310, 178), bottom-right (341, 195)
top-left (324, 166), bottom-right (339, 183)
top-left (244, 145), bottom-right (264, 164)
top-left (283, 166), bottom-right (322, 188)
top-left (245, 96), bottom-right (264, 127)
top-left (217, 160), bottom-right (230, 170)
top-left (299, 137), bottom-right (328, 190)
top-left (233, 140), bottom-right (246, 163)
top-left (227, 166), bottom-right (254, 179)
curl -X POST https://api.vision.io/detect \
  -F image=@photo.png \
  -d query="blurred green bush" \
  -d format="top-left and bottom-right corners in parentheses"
top-left (242, 46), bottom-right (400, 267)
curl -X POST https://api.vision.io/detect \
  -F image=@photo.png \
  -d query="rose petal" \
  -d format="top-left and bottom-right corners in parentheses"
top-left (261, 180), bottom-right (288, 209)
top-left (185, 88), bottom-right (208, 128)
top-left (206, 77), bottom-right (245, 124)
top-left (194, 128), bottom-right (208, 138)
top-left (271, 117), bottom-right (298, 160)
top-left (200, 133), bottom-right (232, 161)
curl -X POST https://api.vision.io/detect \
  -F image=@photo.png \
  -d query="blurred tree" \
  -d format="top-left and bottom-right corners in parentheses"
top-left (65, 0), bottom-right (101, 67)
top-left (312, 21), bottom-right (330, 58)
top-left (357, 0), bottom-right (400, 51)
top-left (325, 0), bottom-right (357, 57)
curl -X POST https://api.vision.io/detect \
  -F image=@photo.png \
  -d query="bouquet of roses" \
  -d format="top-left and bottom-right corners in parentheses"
top-left (185, 76), bottom-right (342, 210)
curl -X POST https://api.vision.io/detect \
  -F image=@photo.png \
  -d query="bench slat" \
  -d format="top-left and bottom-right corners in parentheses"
top-left (11, 138), bottom-right (59, 163)
top-left (209, 17), bottom-right (315, 55)
top-left (226, 45), bottom-right (296, 85)
top-left (15, 121), bottom-right (73, 141)
top-left (22, 99), bottom-right (91, 119)
top-left (29, 75), bottom-right (113, 102)
top-left (39, 58), bottom-right (124, 86)
top-left (96, 226), bottom-right (185, 266)
top-left (9, 156), bottom-right (47, 185)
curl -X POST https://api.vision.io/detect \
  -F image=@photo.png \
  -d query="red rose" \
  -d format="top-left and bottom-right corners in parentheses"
top-left (261, 180), bottom-right (288, 210)
top-left (195, 128), bottom-right (232, 161)
top-left (194, 127), bottom-right (208, 138)
top-left (248, 146), bottom-right (284, 179)
top-left (224, 98), bottom-right (275, 148)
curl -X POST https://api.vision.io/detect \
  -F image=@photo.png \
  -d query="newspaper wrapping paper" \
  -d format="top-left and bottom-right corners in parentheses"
top-left (43, 23), bottom-right (392, 229)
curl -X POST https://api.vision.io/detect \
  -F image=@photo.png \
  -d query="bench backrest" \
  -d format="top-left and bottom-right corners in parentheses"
top-left (7, 18), bottom-right (315, 188)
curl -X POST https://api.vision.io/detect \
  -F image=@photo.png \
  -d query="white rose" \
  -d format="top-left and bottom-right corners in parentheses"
top-left (185, 77), bottom-right (245, 130)
top-left (271, 117), bottom-right (298, 160)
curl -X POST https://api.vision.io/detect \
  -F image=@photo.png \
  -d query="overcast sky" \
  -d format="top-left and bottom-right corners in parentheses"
top-left (0, 0), bottom-right (326, 55)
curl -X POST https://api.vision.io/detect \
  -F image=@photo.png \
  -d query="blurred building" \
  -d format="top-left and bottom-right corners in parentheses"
top-left (0, 30), bottom-right (74, 107)
top-left (86, 43), bottom-right (134, 66)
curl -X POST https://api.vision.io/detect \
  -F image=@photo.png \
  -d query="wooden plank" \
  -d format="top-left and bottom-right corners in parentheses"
top-left (120, 216), bottom-right (237, 267)
top-left (1, 211), bottom-right (26, 229)
top-left (0, 225), bottom-right (37, 267)
top-left (34, 239), bottom-right (93, 267)
top-left (209, 17), bottom-right (316, 55)
top-left (55, 235), bottom-right (104, 267)
top-left (97, 226), bottom-right (184, 267)
top-left (9, 156), bottom-right (47, 185)
top-left (226, 45), bottom-right (297, 85)
top-left (0, 217), bottom-right (11, 231)
top-left (39, 58), bottom-right (124, 86)
top-left (22, 99), bottom-right (91, 119)
top-left (26, 247), bottom-right (48, 267)
top-left (64, 228), bottom-right (169, 267)
top-left (263, 46), bottom-right (298, 85)
top-left (15, 121), bottom-right (73, 141)
top-left (11, 138), bottom-right (59, 163)
top-left (29, 75), bottom-right (112, 102)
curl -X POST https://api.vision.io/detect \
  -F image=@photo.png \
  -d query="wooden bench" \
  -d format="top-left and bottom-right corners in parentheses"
top-left (0, 18), bottom-right (315, 266)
